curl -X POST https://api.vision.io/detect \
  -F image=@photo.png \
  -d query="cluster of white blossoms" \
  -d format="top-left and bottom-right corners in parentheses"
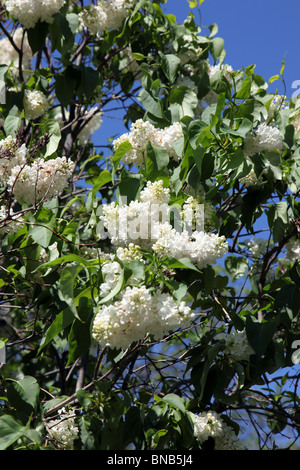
top-left (285, 239), bottom-right (300, 263)
top-left (0, 136), bottom-right (27, 184)
top-left (240, 168), bottom-right (263, 188)
top-left (0, 206), bottom-right (23, 235)
top-left (99, 260), bottom-right (122, 297)
top-left (221, 328), bottom-right (254, 362)
top-left (24, 89), bottom-right (48, 120)
top-left (7, 156), bottom-right (74, 205)
top-left (243, 123), bottom-right (283, 157)
top-left (152, 223), bottom-right (228, 270)
top-left (116, 243), bottom-right (143, 263)
top-left (246, 237), bottom-right (270, 258)
top-left (3, 0), bottom-right (66, 29)
top-left (47, 408), bottom-right (79, 449)
top-left (100, 180), bottom-right (228, 270)
top-left (112, 119), bottom-right (184, 167)
top-left (181, 195), bottom-right (214, 231)
top-left (78, 0), bottom-right (133, 36)
top-left (92, 285), bottom-right (193, 350)
top-left (193, 411), bottom-right (244, 450)
top-left (0, 28), bottom-right (32, 69)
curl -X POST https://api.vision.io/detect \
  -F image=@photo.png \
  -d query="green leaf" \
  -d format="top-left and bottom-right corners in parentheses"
top-left (29, 210), bottom-right (56, 249)
top-left (55, 68), bottom-right (78, 107)
top-left (266, 201), bottom-right (289, 244)
top-left (161, 393), bottom-right (186, 413)
top-left (225, 256), bottom-right (248, 280)
top-left (58, 263), bottom-right (83, 319)
top-left (159, 53), bottom-right (181, 83)
top-left (27, 22), bottom-right (49, 54)
top-left (169, 87), bottom-right (198, 118)
top-left (211, 37), bottom-right (224, 62)
top-left (78, 66), bottom-right (101, 102)
top-left (146, 143), bottom-right (169, 181)
top-left (38, 307), bottom-right (74, 354)
top-left (245, 316), bottom-right (278, 357)
top-left (7, 376), bottom-right (40, 412)
top-left (165, 257), bottom-right (200, 272)
top-left (0, 415), bottom-right (28, 450)
top-left (43, 119), bottom-right (61, 157)
top-left (92, 170), bottom-right (111, 200)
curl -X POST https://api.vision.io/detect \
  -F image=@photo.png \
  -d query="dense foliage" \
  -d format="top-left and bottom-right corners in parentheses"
top-left (0, 0), bottom-right (300, 451)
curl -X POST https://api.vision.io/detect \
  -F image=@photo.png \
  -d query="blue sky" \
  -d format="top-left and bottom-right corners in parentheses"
top-left (96, 0), bottom-right (300, 152)
top-left (163, 0), bottom-right (300, 98)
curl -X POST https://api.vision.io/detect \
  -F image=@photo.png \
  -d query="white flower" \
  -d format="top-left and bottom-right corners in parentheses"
top-left (152, 122), bottom-right (184, 161)
top-left (0, 28), bottom-right (32, 68)
top-left (78, 0), bottom-right (133, 35)
top-left (4, 0), bottom-right (66, 29)
top-left (152, 225), bottom-right (228, 270)
top-left (243, 123), bottom-right (283, 157)
top-left (246, 237), bottom-right (269, 258)
top-left (222, 329), bottom-right (254, 362)
top-left (193, 411), bottom-right (245, 450)
top-left (0, 206), bottom-right (23, 234)
top-left (112, 120), bottom-right (184, 167)
top-left (24, 89), bottom-right (48, 120)
top-left (99, 260), bottom-right (122, 297)
top-left (285, 239), bottom-right (300, 262)
top-left (193, 411), bottom-right (224, 444)
top-left (0, 136), bottom-right (27, 184)
top-left (240, 168), bottom-right (263, 188)
top-left (100, 180), bottom-right (228, 269)
top-left (47, 408), bottom-right (79, 449)
top-left (92, 286), bottom-right (193, 350)
top-left (7, 156), bottom-right (74, 205)
top-left (116, 243), bottom-right (143, 262)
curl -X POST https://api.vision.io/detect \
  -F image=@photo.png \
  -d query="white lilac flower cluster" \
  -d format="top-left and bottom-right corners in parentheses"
top-left (24, 89), bottom-right (48, 120)
top-left (0, 137), bottom-right (74, 204)
top-left (0, 136), bottom-right (27, 184)
top-left (181, 195), bottom-right (214, 231)
top-left (100, 180), bottom-right (228, 270)
top-left (3, 0), bottom-right (66, 29)
top-left (112, 119), bottom-right (184, 167)
top-left (78, 0), bottom-right (133, 36)
top-left (8, 156), bottom-right (74, 205)
top-left (243, 123), bottom-right (283, 157)
top-left (0, 28), bottom-right (32, 69)
top-left (92, 285), bottom-right (193, 350)
top-left (99, 260), bottom-right (122, 297)
top-left (240, 168), bottom-right (263, 188)
top-left (246, 237), bottom-right (269, 258)
top-left (193, 411), bottom-right (244, 450)
top-left (221, 328), bottom-right (254, 362)
top-left (99, 245), bottom-right (143, 297)
top-left (285, 239), bottom-right (300, 263)
top-left (47, 408), bottom-right (79, 449)
top-left (0, 206), bottom-right (23, 235)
